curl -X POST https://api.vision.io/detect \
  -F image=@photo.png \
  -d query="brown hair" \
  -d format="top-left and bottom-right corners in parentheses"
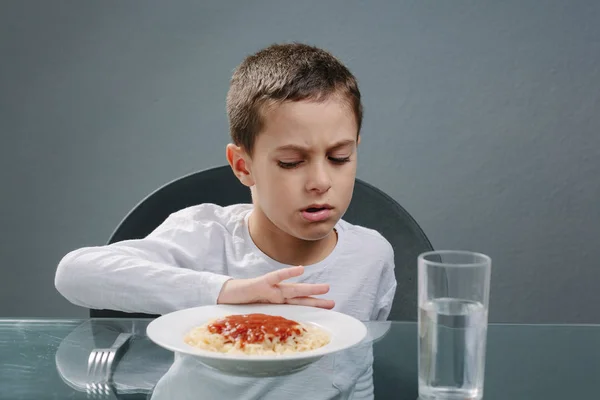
top-left (226, 43), bottom-right (363, 156)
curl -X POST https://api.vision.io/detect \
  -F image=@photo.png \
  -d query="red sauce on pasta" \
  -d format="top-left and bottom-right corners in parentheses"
top-left (208, 313), bottom-right (306, 347)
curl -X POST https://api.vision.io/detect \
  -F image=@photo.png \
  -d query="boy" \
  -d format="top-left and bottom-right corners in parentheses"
top-left (55, 43), bottom-right (396, 398)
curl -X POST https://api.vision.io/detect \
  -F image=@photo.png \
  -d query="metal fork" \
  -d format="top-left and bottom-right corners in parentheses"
top-left (86, 332), bottom-right (133, 398)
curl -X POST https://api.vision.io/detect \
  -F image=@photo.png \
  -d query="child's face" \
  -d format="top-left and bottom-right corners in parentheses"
top-left (245, 98), bottom-right (358, 241)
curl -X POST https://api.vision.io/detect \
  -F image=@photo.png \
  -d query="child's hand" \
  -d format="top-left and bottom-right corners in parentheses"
top-left (217, 266), bottom-right (334, 309)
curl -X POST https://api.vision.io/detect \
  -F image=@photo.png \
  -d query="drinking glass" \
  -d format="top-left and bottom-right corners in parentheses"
top-left (418, 250), bottom-right (492, 400)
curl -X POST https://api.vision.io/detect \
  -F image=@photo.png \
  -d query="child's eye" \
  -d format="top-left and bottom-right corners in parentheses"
top-left (329, 156), bottom-right (351, 164)
top-left (278, 161), bottom-right (302, 169)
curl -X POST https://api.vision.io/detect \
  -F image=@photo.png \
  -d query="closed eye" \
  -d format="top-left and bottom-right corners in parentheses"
top-left (329, 156), bottom-right (351, 164)
top-left (278, 160), bottom-right (303, 169)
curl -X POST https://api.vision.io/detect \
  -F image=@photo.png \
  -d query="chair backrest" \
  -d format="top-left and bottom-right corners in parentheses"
top-left (91, 165), bottom-right (433, 321)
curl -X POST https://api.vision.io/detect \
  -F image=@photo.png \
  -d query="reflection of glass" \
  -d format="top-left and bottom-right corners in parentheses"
top-left (418, 251), bottom-right (491, 400)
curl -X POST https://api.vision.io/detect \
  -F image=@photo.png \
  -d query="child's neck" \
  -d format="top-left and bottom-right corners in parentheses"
top-left (248, 209), bottom-right (337, 266)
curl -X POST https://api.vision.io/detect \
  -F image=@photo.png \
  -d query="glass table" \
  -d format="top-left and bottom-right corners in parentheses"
top-left (0, 318), bottom-right (598, 399)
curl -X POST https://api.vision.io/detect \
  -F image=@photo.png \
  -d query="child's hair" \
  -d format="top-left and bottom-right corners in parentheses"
top-left (226, 43), bottom-right (363, 156)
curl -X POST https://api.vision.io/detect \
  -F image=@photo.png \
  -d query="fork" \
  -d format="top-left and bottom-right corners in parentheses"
top-left (86, 332), bottom-right (133, 398)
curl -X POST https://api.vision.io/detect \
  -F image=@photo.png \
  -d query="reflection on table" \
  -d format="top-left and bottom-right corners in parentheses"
top-left (1, 319), bottom-right (599, 399)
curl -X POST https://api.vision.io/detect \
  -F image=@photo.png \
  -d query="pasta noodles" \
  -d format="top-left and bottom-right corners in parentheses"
top-left (184, 313), bottom-right (330, 355)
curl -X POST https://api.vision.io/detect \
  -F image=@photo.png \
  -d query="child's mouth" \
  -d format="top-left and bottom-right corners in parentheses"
top-left (301, 206), bottom-right (332, 222)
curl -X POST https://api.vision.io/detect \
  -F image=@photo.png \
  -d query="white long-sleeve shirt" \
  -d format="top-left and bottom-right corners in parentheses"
top-left (55, 203), bottom-right (397, 400)
top-left (55, 203), bottom-right (397, 321)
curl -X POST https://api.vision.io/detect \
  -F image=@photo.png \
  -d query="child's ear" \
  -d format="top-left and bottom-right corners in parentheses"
top-left (226, 144), bottom-right (255, 187)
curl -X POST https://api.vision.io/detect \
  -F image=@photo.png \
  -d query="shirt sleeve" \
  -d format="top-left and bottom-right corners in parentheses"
top-left (54, 211), bottom-right (232, 315)
top-left (370, 241), bottom-right (397, 321)
top-left (372, 282), bottom-right (397, 321)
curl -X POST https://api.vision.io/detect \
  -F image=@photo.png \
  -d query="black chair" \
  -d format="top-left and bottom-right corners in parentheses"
top-left (90, 165), bottom-right (433, 321)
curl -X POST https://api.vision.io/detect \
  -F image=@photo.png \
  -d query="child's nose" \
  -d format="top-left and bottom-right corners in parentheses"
top-left (305, 163), bottom-right (332, 193)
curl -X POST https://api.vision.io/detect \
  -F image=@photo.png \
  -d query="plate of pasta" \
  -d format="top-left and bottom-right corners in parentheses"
top-left (146, 304), bottom-right (367, 376)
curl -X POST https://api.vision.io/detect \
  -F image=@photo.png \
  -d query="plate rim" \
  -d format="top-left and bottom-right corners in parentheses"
top-left (146, 304), bottom-right (368, 361)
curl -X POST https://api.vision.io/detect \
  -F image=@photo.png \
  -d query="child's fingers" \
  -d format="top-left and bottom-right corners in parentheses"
top-left (279, 282), bottom-right (330, 298)
top-left (285, 297), bottom-right (335, 309)
top-left (263, 266), bottom-right (304, 285)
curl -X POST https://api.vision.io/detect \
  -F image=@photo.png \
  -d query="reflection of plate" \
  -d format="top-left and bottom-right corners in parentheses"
top-left (146, 304), bottom-right (367, 377)
top-left (363, 321), bottom-right (392, 343)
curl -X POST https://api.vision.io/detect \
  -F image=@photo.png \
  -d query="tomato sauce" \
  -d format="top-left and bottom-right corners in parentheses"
top-left (208, 313), bottom-right (306, 347)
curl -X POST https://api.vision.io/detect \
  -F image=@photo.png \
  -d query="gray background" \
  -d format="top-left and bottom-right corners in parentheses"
top-left (1, 0), bottom-right (599, 323)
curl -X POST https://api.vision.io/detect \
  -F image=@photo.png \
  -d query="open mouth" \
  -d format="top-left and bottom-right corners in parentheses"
top-left (301, 205), bottom-right (333, 222)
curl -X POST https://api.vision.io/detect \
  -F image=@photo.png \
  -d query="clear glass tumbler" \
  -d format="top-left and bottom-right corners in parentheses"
top-left (418, 250), bottom-right (492, 400)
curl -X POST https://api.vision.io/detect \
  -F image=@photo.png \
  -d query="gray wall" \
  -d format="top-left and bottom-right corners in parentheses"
top-left (1, 0), bottom-right (599, 323)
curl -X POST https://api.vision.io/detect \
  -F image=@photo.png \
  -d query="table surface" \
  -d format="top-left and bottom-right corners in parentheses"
top-left (1, 318), bottom-right (598, 400)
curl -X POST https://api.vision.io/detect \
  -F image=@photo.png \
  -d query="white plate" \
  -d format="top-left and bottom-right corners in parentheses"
top-left (146, 304), bottom-right (367, 377)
